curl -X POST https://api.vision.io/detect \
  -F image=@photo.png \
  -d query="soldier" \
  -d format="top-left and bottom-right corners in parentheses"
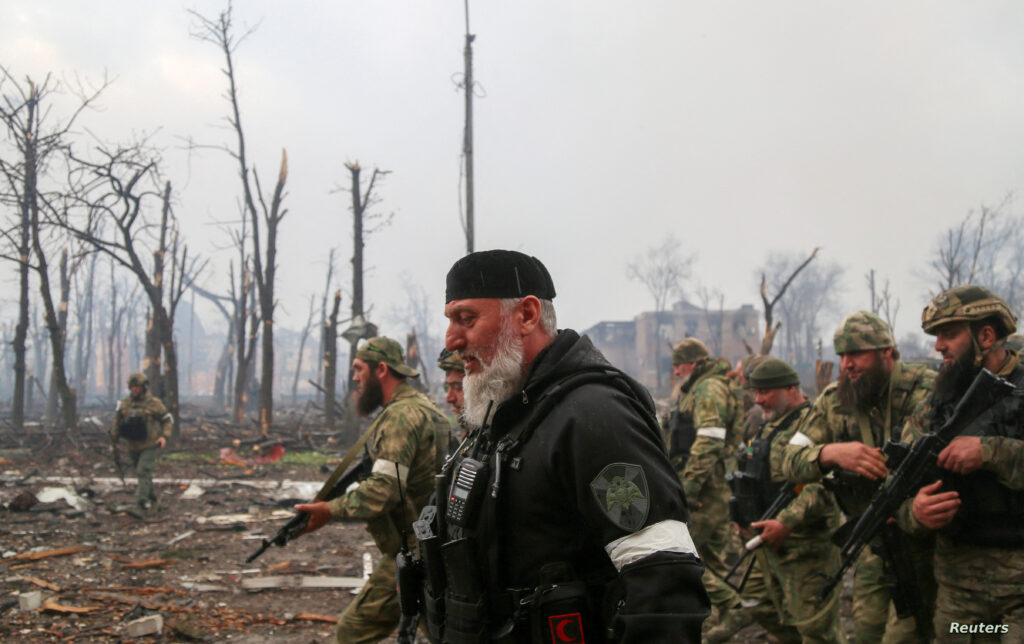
top-left (898, 285), bottom-right (1024, 641)
top-left (296, 336), bottom-right (450, 643)
top-left (781, 311), bottom-right (935, 643)
top-left (425, 250), bottom-right (709, 642)
top-left (437, 348), bottom-right (469, 445)
top-left (110, 372), bottom-right (173, 516)
top-left (716, 358), bottom-right (846, 644)
top-left (667, 338), bottom-right (744, 620)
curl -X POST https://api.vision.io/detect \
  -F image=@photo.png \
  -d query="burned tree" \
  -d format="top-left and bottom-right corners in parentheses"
top-left (0, 71), bottom-right (103, 430)
top-left (627, 234), bottom-right (694, 391)
top-left (343, 162), bottom-right (390, 396)
top-left (323, 290), bottom-right (342, 432)
top-left (190, 5), bottom-right (289, 438)
top-left (758, 247), bottom-right (819, 355)
top-left (65, 145), bottom-right (205, 441)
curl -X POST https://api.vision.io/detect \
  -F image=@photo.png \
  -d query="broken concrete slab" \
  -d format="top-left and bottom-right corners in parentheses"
top-left (240, 575), bottom-right (364, 591)
top-left (124, 614), bottom-right (163, 638)
top-left (37, 486), bottom-right (89, 511)
top-left (18, 590), bottom-right (42, 611)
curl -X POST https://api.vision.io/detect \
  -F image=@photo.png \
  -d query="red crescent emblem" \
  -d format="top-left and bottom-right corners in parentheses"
top-left (548, 612), bottom-right (585, 643)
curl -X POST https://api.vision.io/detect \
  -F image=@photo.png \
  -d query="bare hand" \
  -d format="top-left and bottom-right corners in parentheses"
top-left (912, 480), bottom-right (960, 530)
top-left (820, 442), bottom-right (888, 479)
top-left (155, 437), bottom-right (167, 449)
top-left (294, 502), bottom-right (333, 536)
top-left (750, 519), bottom-right (791, 550)
top-left (937, 436), bottom-right (983, 474)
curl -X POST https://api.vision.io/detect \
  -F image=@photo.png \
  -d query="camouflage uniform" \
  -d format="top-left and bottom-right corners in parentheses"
top-left (675, 353), bottom-right (744, 613)
top-left (327, 380), bottom-right (450, 644)
top-left (437, 348), bottom-right (469, 449)
top-left (895, 286), bottom-right (1024, 643)
top-left (781, 312), bottom-right (935, 644)
top-left (110, 374), bottom-right (173, 508)
top-left (761, 403), bottom-right (847, 644)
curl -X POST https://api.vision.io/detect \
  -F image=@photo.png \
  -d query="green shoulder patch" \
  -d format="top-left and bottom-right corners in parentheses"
top-left (590, 462), bottom-right (649, 532)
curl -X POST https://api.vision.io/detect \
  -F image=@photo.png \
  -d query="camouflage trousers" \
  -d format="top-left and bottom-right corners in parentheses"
top-left (336, 553), bottom-right (400, 644)
top-left (727, 548), bottom-right (800, 643)
top-left (854, 545), bottom-right (934, 644)
top-left (932, 540), bottom-right (1024, 644)
top-left (689, 487), bottom-right (738, 611)
top-left (758, 544), bottom-right (846, 644)
top-left (129, 448), bottom-right (159, 507)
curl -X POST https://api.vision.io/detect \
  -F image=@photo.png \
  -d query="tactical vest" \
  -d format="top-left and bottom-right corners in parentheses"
top-left (939, 364), bottom-right (1024, 548)
top-left (423, 367), bottom-right (659, 644)
top-left (729, 403), bottom-right (807, 527)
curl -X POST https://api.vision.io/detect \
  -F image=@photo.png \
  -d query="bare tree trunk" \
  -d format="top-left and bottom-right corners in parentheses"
top-left (292, 295), bottom-right (316, 405)
top-left (759, 247), bottom-right (820, 355)
top-left (12, 170), bottom-right (30, 429)
top-left (324, 290), bottom-right (341, 432)
top-left (348, 163), bottom-right (364, 398)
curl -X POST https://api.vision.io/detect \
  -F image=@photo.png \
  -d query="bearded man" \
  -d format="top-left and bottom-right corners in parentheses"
top-left (423, 250), bottom-right (709, 643)
top-left (296, 336), bottom-right (449, 643)
top-left (897, 285), bottom-right (1024, 641)
top-left (780, 311), bottom-right (935, 643)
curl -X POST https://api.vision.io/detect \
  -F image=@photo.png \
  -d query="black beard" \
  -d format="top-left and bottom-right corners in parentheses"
top-left (356, 372), bottom-right (384, 416)
top-left (933, 343), bottom-right (978, 403)
top-left (837, 360), bottom-right (889, 412)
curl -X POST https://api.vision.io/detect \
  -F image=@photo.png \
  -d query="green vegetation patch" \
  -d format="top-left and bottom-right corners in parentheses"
top-left (279, 450), bottom-right (331, 467)
top-left (164, 451), bottom-right (216, 464)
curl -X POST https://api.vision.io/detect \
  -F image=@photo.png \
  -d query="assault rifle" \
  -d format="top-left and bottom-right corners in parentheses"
top-left (724, 481), bottom-right (801, 593)
top-left (819, 368), bottom-right (1016, 602)
top-left (244, 451), bottom-right (372, 563)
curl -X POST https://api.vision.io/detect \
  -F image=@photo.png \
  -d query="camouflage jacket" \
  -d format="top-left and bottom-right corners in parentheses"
top-left (327, 382), bottom-right (450, 555)
top-left (110, 393), bottom-right (173, 451)
top-left (780, 361), bottom-right (934, 483)
top-left (897, 352), bottom-right (1024, 536)
top-left (767, 404), bottom-right (842, 551)
top-left (678, 358), bottom-right (742, 501)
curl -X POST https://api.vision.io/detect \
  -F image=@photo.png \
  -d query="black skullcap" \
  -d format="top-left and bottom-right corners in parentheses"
top-left (445, 250), bottom-right (556, 303)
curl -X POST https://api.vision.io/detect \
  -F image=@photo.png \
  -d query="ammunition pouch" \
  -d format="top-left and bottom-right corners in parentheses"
top-left (729, 472), bottom-right (774, 528)
top-left (823, 469), bottom-right (880, 518)
top-left (667, 409), bottom-right (696, 465)
top-left (527, 580), bottom-right (598, 644)
top-left (942, 470), bottom-right (1024, 548)
top-left (118, 415), bottom-right (148, 441)
top-left (414, 505), bottom-right (447, 641)
top-left (442, 538), bottom-right (488, 643)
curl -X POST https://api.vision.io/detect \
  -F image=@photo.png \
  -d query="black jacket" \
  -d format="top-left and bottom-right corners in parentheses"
top-left (456, 330), bottom-right (709, 642)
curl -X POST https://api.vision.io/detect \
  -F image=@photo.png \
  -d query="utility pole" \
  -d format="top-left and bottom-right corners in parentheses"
top-left (462, 0), bottom-right (476, 254)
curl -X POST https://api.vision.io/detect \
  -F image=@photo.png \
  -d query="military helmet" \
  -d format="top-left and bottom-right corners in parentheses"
top-left (833, 311), bottom-right (894, 354)
top-left (437, 348), bottom-right (465, 373)
top-left (127, 372), bottom-right (148, 388)
top-left (921, 285), bottom-right (1017, 338)
top-left (672, 338), bottom-right (709, 365)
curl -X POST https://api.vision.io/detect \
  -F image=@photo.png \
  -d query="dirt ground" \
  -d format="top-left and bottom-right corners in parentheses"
top-left (1, 406), bottom-right (857, 643)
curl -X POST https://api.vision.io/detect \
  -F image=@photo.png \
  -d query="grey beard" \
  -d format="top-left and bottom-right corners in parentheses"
top-left (461, 321), bottom-right (525, 427)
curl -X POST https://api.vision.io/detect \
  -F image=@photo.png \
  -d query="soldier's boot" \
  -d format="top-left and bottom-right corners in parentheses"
top-left (704, 603), bottom-right (755, 643)
top-left (126, 505), bottom-right (145, 519)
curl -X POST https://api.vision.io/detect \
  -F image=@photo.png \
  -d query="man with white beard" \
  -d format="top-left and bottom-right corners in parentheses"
top-left (415, 249), bottom-right (709, 643)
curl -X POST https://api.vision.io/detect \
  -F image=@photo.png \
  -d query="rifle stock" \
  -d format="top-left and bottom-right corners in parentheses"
top-left (819, 368), bottom-right (1015, 600)
top-left (245, 452), bottom-right (372, 563)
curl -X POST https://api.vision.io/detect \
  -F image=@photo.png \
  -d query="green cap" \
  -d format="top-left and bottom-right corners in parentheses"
top-left (437, 348), bottom-right (465, 373)
top-left (128, 372), bottom-right (148, 387)
top-left (921, 285), bottom-right (1017, 338)
top-left (355, 336), bottom-right (419, 378)
top-left (748, 358), bottom-right (800, 390)
top-left (833, 311), bottom-right (894, 354)
top-left (672, 338), bottom-right (709, 365)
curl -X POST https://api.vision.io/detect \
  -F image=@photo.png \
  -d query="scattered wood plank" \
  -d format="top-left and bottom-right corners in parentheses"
top-left (9, 545), bottom-right (94, 561)
top-left (240, 575), bottom-right (364, 591)
top-left (42, 600), bottom-right (101, 614)
top-left (262, 559), bottom-right (291, 574)
top-left (24, 576), bottom-right (61, 591)
top-left (121, 558), bottom-right (174, 569)
top-left (294, 612), bottom-right (338, 623)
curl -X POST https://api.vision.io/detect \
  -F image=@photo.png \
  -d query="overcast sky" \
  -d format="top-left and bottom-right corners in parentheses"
top-left (2, 1), bottom-right (1023, 352)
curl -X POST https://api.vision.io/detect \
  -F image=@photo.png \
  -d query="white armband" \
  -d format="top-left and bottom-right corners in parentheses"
top-left (372, 458), bottom-right (409, 483)
top-left (696, 427), bottom-right (727, 441)
top-left (788, 431), bottom-right (815, 447)
top-left (604, 519), bottom-right (698, 571)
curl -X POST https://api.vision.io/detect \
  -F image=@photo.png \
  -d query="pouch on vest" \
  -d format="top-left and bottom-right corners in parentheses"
top-left (667, 409), bottom-right (696, 464)
top-left (528, 580), bottom-right (598, 644)
top-left (442, 538), bottom-right (487, 643)
top-left (118, 415), bottom-right (148, 441)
